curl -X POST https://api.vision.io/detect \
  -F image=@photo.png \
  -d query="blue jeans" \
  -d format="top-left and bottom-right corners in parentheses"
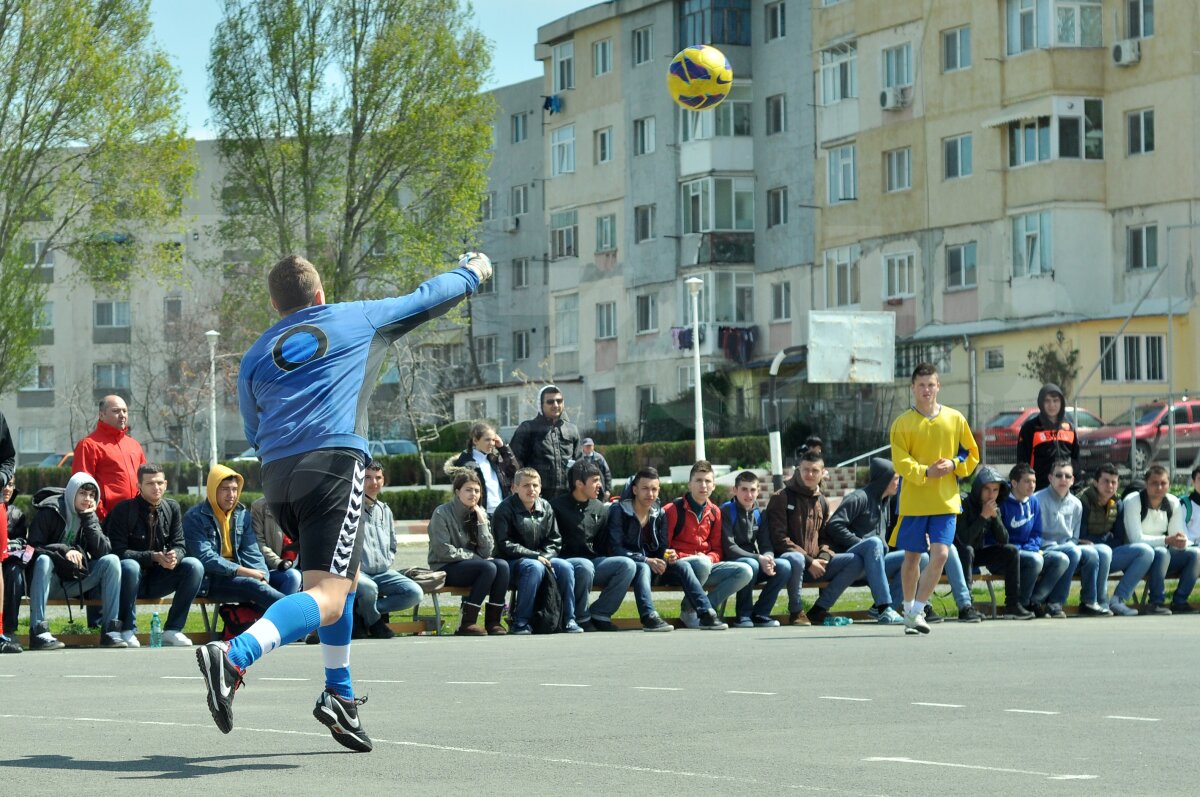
top-left (204, 574), bottom-right (287, 611)
top-left (705, 560), bottom-right (754, 614)
top-left (357, 569), bottom-right (423, 624)
top-left (118, 557), bottom-right (204, 633)
top-left (1105, 543), bottom-right (1155, 602)
top-left (1076, 543), bottom-right (1109, 605)
top-left (778, 551), bottom-right (807, 613)
top-left (733, 556), bottom-right (792, 618)
top-left (568, 556), bottom-right (635, 622)
top-left (628, 560), bottom-right (657, 618)
top-left (1147, 546), bottom-right (1200, 605)
top-left (884, 549), bottom-right (927, 609)
top-left (510, 557), bottom-right (575, 627)
top-left (1040, 543), bottom-right (1082, 605)
top-left (657, 556), bottom-right (714, 614)
top-left (844, 537), bottom-right (891, 606)
top-left (269, 567), bottom-right (302, 596)
top-left (814, 552), bottom-right (864, 612)
top-left (1017, 550), bottom-right (1046, 605)
top-left (29, 552), bottom-right (122, 629)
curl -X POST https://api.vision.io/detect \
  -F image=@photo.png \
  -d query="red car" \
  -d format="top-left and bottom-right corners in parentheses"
top-left (1079, 400), bottom-right (1200, 472)
top-left (979, 407), bottom-right (1105, 464)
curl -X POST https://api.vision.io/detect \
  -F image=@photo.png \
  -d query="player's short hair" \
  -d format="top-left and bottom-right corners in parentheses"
top-left (137, 463), bottom-right (164, 482)
top-left (799, 450), bottom-right (824, 466)
top-left (1009, 463), bottom-right (1035, 483)
top-left (468, 422), bottom-right (495, 446)
top-left (219, 475), bottom-right (240, 489)
top-left (570, 459), bottom-right (602, 489)
top-left (269, 254), bottom-right (322, 315)
top-left (1094, 462), bottom-right (1120, 480)
top-left (366, 459), bottom-right (384, 474)
top-left (513, 467), bottom-right (540, 486)
top-left (689, 460), bottom-right (714, 479)
top-left (911, 362), bottom-right (939, 383)
top-left (803, 435), bottom-right (824, 450)
top-left (453, 470), bottom-right (482, 491)
top-left (1144, 464), bottom-right (1169, 482)
top-left (734, 470), bottom-right (759, 488)
top-left (1191, 464), bottom-right (1200, 481)
top-left (77, 483), bottom-right (99, 498)
top-left (1049, 459), bottom-right (1073, 476)
top-left (631, 467), bottom-right (660, 487)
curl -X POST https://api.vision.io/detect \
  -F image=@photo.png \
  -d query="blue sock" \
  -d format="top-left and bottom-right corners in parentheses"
top-left (227, 592), bottom-right (321, 670)
top-left (319, 591), bottom-right (356, 700)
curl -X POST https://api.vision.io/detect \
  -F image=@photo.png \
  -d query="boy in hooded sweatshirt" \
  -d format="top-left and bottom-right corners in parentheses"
top-left (1032, 459), bottom-right (1088, 617)
top-left (26, 472), bottom-right (126, 649)
top-left (1185, 465), bottom-right (1200, 546)
top-left (1000, 463), bottom-right (1069, 614)
top-left (1016, 383), bottom-right (1079, 491)
top-left (956, 466), bottom-right (1033, 619)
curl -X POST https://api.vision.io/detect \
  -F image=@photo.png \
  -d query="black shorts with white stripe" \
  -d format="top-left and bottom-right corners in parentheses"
top-left (262, 448), bottom-right (367, 578)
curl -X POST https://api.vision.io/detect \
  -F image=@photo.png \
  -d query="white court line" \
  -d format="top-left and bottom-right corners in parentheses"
top-left (446, 681), bottom-right (497, 685)
top-left (161, 676), bottom-right (201, 680)
top-left (1106, 715), bottom-right (1160, 722)
top-left (540, 683), bottom-right (591, 688)
top-left (0, 674), bottom-right (15, 678)
top-left (864, 756), bottom-right (1096, 781)
top-left (0, 712), bottom-right (888, 795)
top-left (359, 679), bottom-right (406, 684)
top-left (632, 686), bottom-right (682, 691)
top-left (726, 690), bottom-right (776, 696)
top-left (819, 696), bottom-right (871, 702)
top-left (912, 702), bottom-right (964, 708)
top-left (1004, 709), bottom-right (1060, 715)
top-left (259, 677), bottom-right (310, 682)
top-left (63, 675), bottom-right (115, 679)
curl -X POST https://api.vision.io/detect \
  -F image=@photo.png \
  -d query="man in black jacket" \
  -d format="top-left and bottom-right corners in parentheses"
top-left (955, 466), bottom-right (1033, 619)
top-left (509, 385), bottom-right (581, 499)
top-left (107, 463), bottom-right (203, 646)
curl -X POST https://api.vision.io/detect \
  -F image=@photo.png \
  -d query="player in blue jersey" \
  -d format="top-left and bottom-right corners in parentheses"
top-left (196, 252), bottom-right (492, 750)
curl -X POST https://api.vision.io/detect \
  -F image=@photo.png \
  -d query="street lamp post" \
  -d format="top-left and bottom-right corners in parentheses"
top-left (205, 329), bottom-right (220, 470)
top-left (685, 277), bottom-right (706, 461)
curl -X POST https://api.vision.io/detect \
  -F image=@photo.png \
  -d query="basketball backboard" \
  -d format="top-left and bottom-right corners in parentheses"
top-left (807, 311), bottom-right (896, 384)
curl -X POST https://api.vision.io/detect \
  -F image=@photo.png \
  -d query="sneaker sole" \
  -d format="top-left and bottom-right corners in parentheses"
top-left (195, 646), bottom-right (235, 734)
top-left (313, 703), bottom-right (374, 753)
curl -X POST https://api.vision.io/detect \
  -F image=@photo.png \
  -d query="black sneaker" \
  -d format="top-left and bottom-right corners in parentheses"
top-left (100, 621), bottom-right (128, 648)
top-left (590, 618), bottom-right (621, 632)
top-left (366, 618), bottom-right (395, 639)
top-left (923, 604), bottom-right (944, 624)
top-left (640, 614), bottom-right (673, 632)
top-left (957, 605), bottom-right (984, 623)
top-left (0, 635), bottom-right (22, 654)
top-left (806, 606), bottom-right (828, 626)
top-left (196, 641), bottom-right (245, 734)
top-left (1004, 604), bottom-right (1035, 620)
top-left (697, 610), bottom-right (728, 630)
top-left (1031, 602), bottom-right (1048, 618)
top-left (1170, 602), bottom-right (1195, 614)
top-left (313, 689), bottom-right (373, 752)
top-left (577, 619), bottom-right (598, 632)
top-left (305, 630), bottom-right (321, 645)
top-left (29, 622), bottom-right (65, 651)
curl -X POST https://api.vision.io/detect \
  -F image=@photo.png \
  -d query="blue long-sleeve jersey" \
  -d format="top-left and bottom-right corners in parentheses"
top-left (238, 266), bottom-right (478, 465)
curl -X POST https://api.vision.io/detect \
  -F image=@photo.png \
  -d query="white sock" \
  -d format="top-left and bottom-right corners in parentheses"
top-left (904, 600), bottom-right (917, 615)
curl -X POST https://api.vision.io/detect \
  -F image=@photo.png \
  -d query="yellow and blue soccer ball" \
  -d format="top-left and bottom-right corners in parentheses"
top-left (667, 45), bottom-right (733, 110)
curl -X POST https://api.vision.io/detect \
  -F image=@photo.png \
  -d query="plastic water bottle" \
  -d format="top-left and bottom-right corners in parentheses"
top-left (150, 612), bottom-right (163, 648)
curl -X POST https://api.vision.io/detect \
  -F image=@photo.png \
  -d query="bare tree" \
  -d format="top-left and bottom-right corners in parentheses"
top-left (377, 339), bottom-right (460, 488)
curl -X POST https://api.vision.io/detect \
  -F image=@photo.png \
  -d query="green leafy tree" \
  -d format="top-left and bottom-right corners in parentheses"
top-left (207, 0), bottom-right (494, 347)
top-left (0, 0), bottom-right (193, 396)
top-left (1021, 329), bottom-right (1081, 397)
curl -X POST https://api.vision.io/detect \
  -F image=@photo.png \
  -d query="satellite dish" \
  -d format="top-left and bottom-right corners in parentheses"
top-left (807, 311), bottom-right (896, 384)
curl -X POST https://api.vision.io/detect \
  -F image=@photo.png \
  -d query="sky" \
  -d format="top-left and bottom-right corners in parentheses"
top-left (148, 0), bottom-right (599, 140)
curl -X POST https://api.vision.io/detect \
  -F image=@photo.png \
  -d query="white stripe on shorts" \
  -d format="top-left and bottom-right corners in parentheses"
top-left (328, 461), bottom-right (366, 577)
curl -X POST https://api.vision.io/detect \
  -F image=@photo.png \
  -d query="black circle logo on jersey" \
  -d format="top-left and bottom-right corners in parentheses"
top-left (272, 324), bottom-right (328, 372)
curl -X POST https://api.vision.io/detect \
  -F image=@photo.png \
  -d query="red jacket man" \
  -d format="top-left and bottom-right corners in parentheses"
top-left (73, 395), bottom-right (146, 519)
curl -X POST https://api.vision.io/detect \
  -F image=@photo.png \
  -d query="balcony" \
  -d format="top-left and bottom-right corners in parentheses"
top-left (685, 232), bottom-right (755, 266)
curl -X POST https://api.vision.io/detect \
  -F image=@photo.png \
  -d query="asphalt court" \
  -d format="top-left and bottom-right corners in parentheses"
top-left (1, 617), bottom-right (1196, 796)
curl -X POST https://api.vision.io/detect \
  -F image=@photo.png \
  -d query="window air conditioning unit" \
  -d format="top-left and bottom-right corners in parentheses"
top-left (880, 86), bottom-right (909, 111)
top-left (503, 216), bottom-right (520, 233)
top-left (1112, 39), bottom-right (1141, 66)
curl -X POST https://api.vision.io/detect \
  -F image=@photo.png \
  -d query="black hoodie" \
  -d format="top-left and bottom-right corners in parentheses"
top-left (1015, 383), bottom-right (1079, 490)
top-left (822, 458), bottom-right (897, 552)
top-left (955, 465), bottom-right (1011, 549)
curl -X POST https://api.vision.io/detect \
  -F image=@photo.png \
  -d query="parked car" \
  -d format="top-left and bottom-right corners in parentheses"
top-left (979, 407), bottom-right (1105, 464)
top-left (38, 452), bottom-right (73, 469)
top-left (1079, 400), bottom-right (1200, 473)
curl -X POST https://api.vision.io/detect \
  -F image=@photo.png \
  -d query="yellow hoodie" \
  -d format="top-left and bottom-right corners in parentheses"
top-left (207, 465), bottom-right (246, 559)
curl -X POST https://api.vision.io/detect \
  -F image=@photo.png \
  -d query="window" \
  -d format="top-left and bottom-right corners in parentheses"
top-left (1007, 0), bottom-right (1045, 54)
top-left (681, 176), bottom-right (755, 233)
top-left (766, 94), bottom-right (786, 134)
top-left (984, 348), bottom-right (1005, 371)
top-left (1007, 0), bottom-right (1099, 53)
top-left (513, 330), bottom-right (530, 361)
top-left (553, 41), bottom-right (575, 92)
top-left (1008, 117), bottom-right (1051, 166)
top-left (637, 385), bottom-right (657, 414)
top-left (680, 93), bottom-right (752, 141)
top-left (766, 1), bottom-right (785, 40)
top-left (94, 362), bottom-right (130, 389)
top-left (94, 300), bottom-right (130, 328)
top-left (896, 342), bottom-right (953, 376)
top-left (512, 257), bottom-right (529, 289)
top-left (885, 253), bottom-right (915, 299)
top-left (944, 134), bottom-right (973, 179)
top-left (1128, 224), bottom-right (1158, 271)
top-left (1128, 109), bottom-right (1154, 155)
top-left (678, 0), bottom-right (751, 49)
top-left (593, 38), bottom-right (612, 76)
top-left (633, 25), bottom-right (653, 66)
top-left (1129, 0), bottom-right (1154, 38)
top-left (34, 301), bottom-right (53, 329)
top-left (943, 26), bottom-right (971, 71)
top-left (511, 112), bottom-right (528, 143)
top-left (882, 43), bottom-right (912, 89)
top-left (885, 147), bottom-right (911, 193)
top-left (596, 301), bottom-right (617, 339)
top-left (820, 42), bottom-right (857, 105)
top-left (827, 144), bottom-right (857, 204)
top-left (474, 335), bottom-right (497, 365)
top-left (1012, 211), bottom-right (1052, 277)
top-left (826, 246), bottom-right (860, 307)
top-left (594, 127), bottom-right (613, 164)
top-left (636, 293), bottom-right (658, 333)
top-left (771, 282), bottom-right (791, 321)
top-left (1100, 333), bottom-right (1164, 382)
top-left (23, 365), bottom-right (54, 390)
top-left (1054, 0), bottom-right (1101, 47)
top-left (946, 242), bottom-right (977, 289)
top-left (479, 191), bottom-right (494, 221)
top-left (550, 211), bottom-right (578, 259)
top-left (475, 270), bottom-right (496, 294)
top-left (498, 395), bottom-right (518, 427)
top-left (635, 204), bottom-right (656, 242)
top-left (163, 296), bottom-right (182, 323)
top-left (551, 125), bottom-right (575, 176)
top-left (766, 187), bottom-right (788, 228)
top-left (465, 398), bottom-right (486, 419)
top-left (23, 240), bottom-right (53, 269)
top-left (593, 388), bottom-right (616, 431)
top-left (555, 294), bottom-right (579, 348)
top-left (595, 214), bottom-right (616, 252)
top-left (633, 116), bottom-right (655, 156)
top-left (1058, 99), bottom-right (1103, 160)
top-left (511, 185), bottom-right (528, 216)
top-left (18, 427), bottom-right (55, 453)
top-left (678, 366), bottom-right (696, 394)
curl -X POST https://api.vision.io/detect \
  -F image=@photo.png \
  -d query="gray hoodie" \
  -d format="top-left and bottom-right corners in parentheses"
top-left (1033, 484), bottom-right (1083, 546)
top-left (821, 458), bottom-right (897, 552)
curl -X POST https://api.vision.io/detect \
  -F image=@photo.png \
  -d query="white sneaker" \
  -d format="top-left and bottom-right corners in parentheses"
top-left (903, 610), bottom-right (931, 635)
top-left (121, 630), bottom-right (141, 648)
top-left (161, 630), bottom-right (194, 647)
top-left (679, 608), bottom-right (701, 629)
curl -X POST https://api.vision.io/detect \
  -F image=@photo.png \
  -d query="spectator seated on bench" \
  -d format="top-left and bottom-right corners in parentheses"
top-left (353, 460), bottom-right (421, 639)
top-left (428, 471), bottom-right (510, 635)
top-left (955, 466), bottom-right (1032, 620)
top-left (720, 470), bottom-right (789, 629)
top-left (108, 463), bottom-right (202, 647)
top-left (27, 473), bottom-right (127, 649)
top-left (1078, 463), bottom-right (1153, 617)
top-left (1121, 464), bottom-right (1200, 615)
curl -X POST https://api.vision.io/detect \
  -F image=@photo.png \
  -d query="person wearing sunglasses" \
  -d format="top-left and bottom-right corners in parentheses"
top-left (509, 384), bottom-right (581, 500)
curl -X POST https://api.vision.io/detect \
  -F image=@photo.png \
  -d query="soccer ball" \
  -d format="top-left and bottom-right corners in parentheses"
top-left (667, 45), bottom-right (733, 110)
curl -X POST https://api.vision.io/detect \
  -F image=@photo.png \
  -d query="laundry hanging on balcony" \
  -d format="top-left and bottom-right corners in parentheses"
top-left (718, 326), bottom-right (758, 364)
top-left (542, 95), bottom-right (563, 114)
top-left (671, 325), bottom-right (706, 350)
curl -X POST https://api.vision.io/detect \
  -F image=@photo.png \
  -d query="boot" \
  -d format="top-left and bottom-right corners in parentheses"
top-left (455, 602), bottom-right (487, 636)
top-left (484, 601), bottom-right (507, 636)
